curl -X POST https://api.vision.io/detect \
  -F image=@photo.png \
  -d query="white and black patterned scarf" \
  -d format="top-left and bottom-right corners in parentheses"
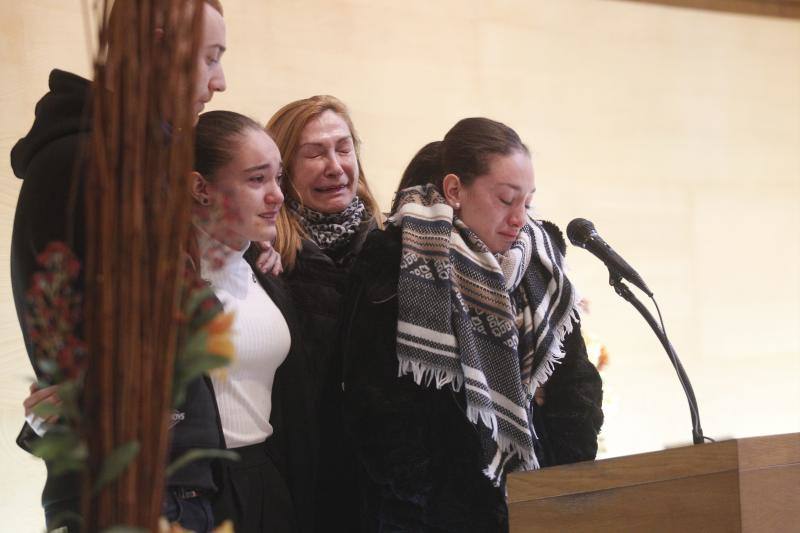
top-left (390, 185), bottom-right (580, 486)
top-left (287, 196), bottom-right (367, 251)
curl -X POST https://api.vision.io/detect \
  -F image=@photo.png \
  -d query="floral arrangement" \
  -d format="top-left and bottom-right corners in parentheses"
top-left (25, 242), bottom-right (237, 532)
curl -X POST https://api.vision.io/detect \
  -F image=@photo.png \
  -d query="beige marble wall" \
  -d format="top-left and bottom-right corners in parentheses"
top-left (1, 0), bottom-right (798, 529)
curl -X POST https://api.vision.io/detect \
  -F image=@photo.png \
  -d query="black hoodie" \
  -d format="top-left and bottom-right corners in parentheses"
top-left (10, 69), bottom-right (222, 529)
top-left (10, 69), bottom-right (90, 359)
top-left (11, 67), bottom-right (89, 531)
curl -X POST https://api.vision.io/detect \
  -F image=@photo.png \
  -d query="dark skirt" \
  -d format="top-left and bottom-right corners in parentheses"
top-left (214, 439), bottom-right (295, 533)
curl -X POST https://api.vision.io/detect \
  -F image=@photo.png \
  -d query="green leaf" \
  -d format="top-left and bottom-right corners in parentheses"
top-left (172, 385), bottom-right (188, 410)
top-left (58, 381), bottom-right (80, 403)
top-left (32, 401), bottom-right (61, 419)
top-left (165, 448), bottom-right (239, 478)
top-left (30, 430), bottom-right (81, 461)
top-left (173, 353), bottom-right (230, 407)
top-left (183, 284), bottom-right (214, 315)
top-left (30, 430), bottom-right (87, 475)
top-left (49, 455), bottom-right (88, 476)
top-left (55, 380), bottom-right (83, 421)
top-left (172, 353), bottom-right (230, 406)
top-left (178, 330), bottom-right (210, 364)
top-left (184, 286), bottom-right (222, 328)
top-left (180, 353), bottom-right (230, 383)
top-left (93, 441), bottom-right (141, 493)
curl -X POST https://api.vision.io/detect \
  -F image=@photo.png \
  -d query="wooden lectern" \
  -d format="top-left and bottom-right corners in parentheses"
top-left (508, 433), bottom-right (800, 532)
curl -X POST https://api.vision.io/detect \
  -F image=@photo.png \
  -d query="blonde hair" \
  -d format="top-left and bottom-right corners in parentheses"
top-left (267, 95), bottom-right (384, 271)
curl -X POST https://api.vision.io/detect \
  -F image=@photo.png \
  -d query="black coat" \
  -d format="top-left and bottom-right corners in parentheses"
top-left (283, 221), bottom-right (375, 531)
top-left (235, 247), bottom-right (318, 533)
top-left (340, 225), bottom-right (604, 533)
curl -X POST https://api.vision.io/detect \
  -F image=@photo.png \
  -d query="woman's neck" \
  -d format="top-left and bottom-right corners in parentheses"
top-left (195, 220), bottom-right (248, 252)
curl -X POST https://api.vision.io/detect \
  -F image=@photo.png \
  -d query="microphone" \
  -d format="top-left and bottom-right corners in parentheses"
top-left (566, 218), bottom-right (653, 297)
top-left (567, 218), bottom-right (706, 444)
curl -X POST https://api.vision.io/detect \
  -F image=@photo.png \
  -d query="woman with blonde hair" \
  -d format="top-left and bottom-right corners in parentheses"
top-left (268, 95), bottom-right (383, 271)
top-left (266, 95), bottom-right (383, 529)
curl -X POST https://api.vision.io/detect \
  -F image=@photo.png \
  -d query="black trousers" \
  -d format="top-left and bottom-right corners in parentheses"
top-left (214, 439), bottom-right (295, 533)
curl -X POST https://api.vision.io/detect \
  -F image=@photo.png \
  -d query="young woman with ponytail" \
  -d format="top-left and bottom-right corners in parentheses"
top-left (191, 110), bottom-right (316, 533)
top-left (341, 117), bottom-right (604, 532)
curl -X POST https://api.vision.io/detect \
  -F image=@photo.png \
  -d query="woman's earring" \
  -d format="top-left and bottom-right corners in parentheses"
top-left (454, 202), bottom-right (461, 210)
top-left (200, 198), bottom-right (210, 206)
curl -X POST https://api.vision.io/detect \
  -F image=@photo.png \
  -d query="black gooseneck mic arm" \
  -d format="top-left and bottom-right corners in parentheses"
top-left (607, 272), bottom-right (705, 445)
top-left (566, 218), bottom-right (706, 445)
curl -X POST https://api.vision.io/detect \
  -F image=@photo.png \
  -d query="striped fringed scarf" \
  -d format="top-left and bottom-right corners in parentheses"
top-left (390, 185), bottom-right (580, 486)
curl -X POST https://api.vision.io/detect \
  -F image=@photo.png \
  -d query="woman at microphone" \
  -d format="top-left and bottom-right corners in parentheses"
top-left (341, 117), bottom-right (604, 532)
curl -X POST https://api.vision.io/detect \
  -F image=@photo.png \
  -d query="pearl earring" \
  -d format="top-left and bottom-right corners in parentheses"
top-left (454, 202), bottom-right (461, 210)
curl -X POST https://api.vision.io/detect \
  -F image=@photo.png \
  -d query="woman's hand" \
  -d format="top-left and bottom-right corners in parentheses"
top-left (255, 241), bottom-right (283, 276)
top-left (23, 383), bottom-right (61, 437)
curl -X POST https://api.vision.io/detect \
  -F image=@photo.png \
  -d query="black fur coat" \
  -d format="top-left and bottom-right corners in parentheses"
top-left (340, 224), bottom-right (604, 533)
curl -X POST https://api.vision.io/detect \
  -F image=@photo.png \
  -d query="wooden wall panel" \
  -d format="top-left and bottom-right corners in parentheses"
top-left (623, 0), bottom-right (800, 19)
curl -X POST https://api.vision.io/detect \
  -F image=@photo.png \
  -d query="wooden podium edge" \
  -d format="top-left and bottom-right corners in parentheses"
top-left (508, 432), bottom-right (800, 504)
top-left (737, 433), bottom-right (800, 532)
top-left (508, 438), bottom-right (738, 503)
top-left (509, 433), bottom-right (800, 532)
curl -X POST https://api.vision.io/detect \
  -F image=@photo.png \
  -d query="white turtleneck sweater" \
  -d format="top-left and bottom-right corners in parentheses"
top-left (198, 229), bottom-right (291, 449)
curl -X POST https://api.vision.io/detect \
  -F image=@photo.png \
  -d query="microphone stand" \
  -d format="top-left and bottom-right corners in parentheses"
top-left (608, 272), bottom-right (705, 445)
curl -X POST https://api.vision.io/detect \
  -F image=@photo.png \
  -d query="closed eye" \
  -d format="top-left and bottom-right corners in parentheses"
top-left (336, 138), bottom-right (354, 154)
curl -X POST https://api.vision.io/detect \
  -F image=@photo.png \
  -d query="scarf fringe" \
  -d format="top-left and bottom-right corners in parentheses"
top-left (481, 454), bottom-right (540, 486)
top-left (400, 359), bottom-right (541, 471)
top-left (469, 410), bottom-right (539, 480)
top-left (398, 357), bottom-right (464, 391)
top-left (466, 405), bottom-right (537, 466)
top-left (466, 405), bottom-right (499, 439)
top-left (528, 298), bottom-right (581, 396)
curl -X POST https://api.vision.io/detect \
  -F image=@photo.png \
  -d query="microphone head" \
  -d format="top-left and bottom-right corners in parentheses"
top-left (566, 218), bottom-right (597, 247)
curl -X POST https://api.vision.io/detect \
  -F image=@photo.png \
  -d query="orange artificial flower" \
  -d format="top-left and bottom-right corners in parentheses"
top-left (204, 311), bottom-right (235, 360)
